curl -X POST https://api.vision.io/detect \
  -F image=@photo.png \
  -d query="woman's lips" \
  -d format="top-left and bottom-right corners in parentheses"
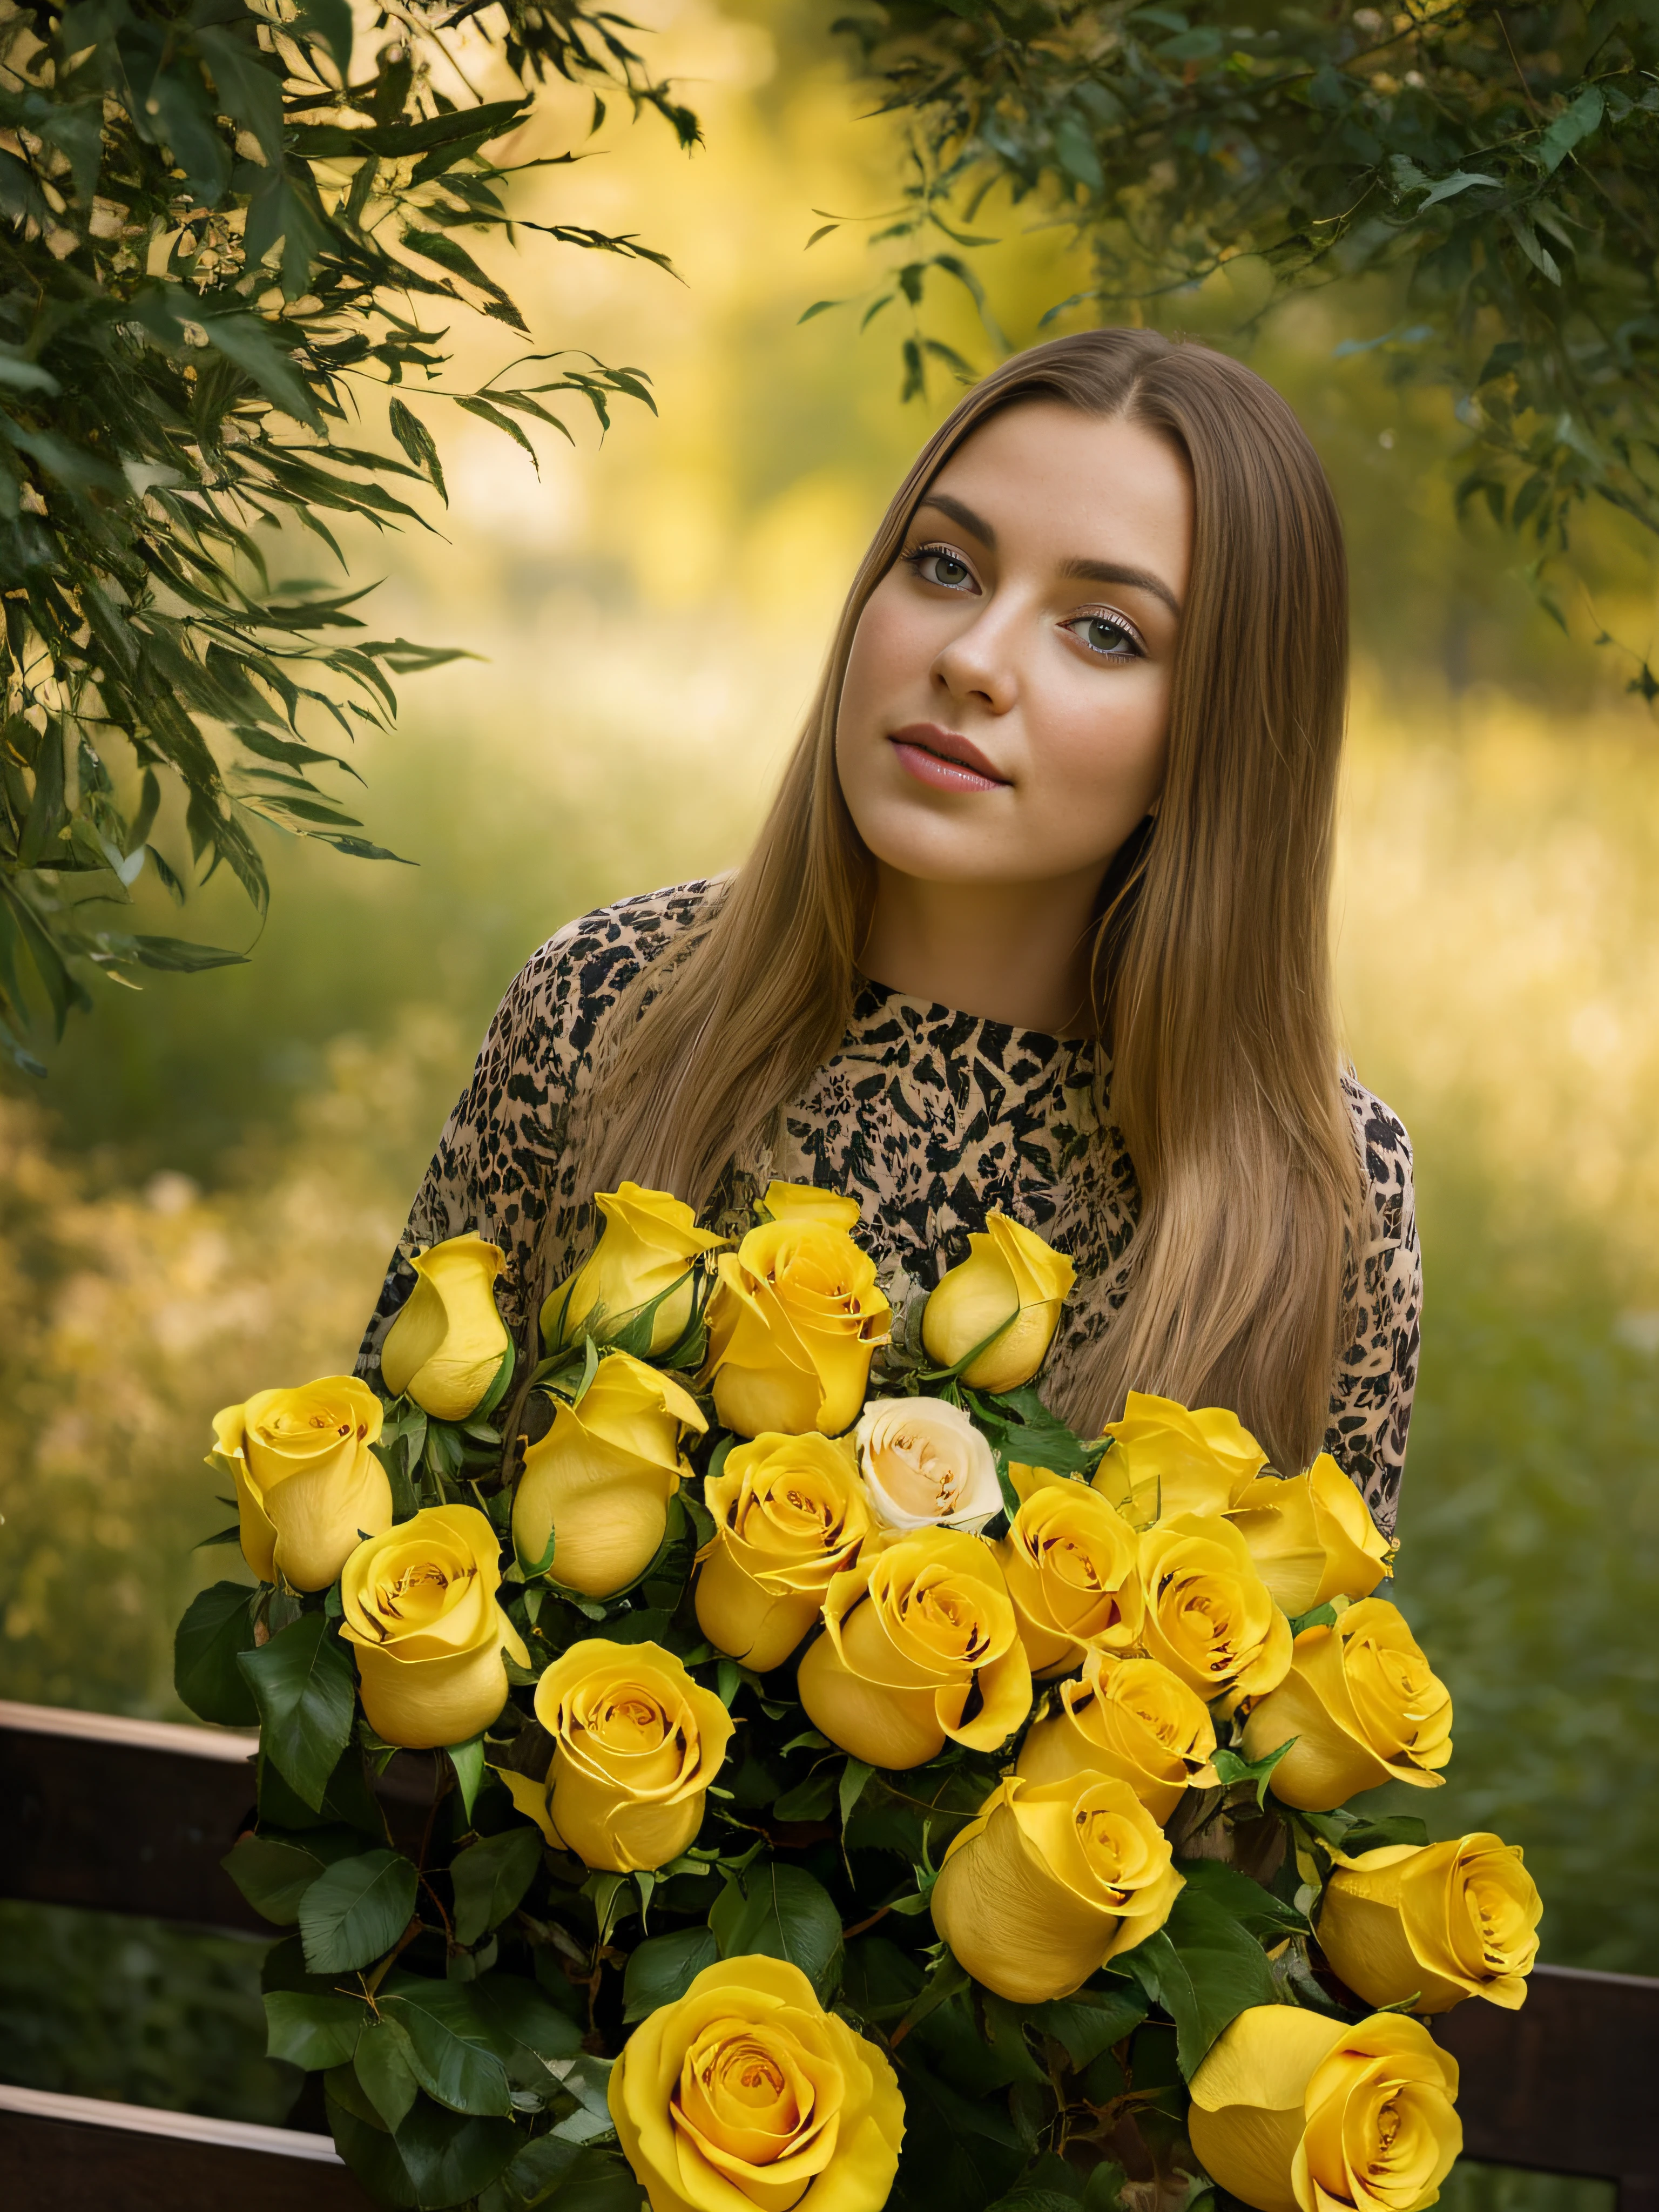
top-left (888, 724), bottom-right (1008, 794)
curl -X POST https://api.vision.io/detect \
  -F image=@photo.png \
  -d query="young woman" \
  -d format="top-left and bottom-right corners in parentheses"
top-left (359, 328), bottom-right (1419, 1536)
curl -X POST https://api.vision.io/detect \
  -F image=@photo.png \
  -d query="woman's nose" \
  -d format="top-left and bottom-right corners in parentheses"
top-left (932, 609), bottom-right (1020, 714)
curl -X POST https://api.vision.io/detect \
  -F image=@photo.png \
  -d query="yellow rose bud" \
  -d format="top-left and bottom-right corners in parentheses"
top-left (340, 1504), bottom-right (528, 1750)
top-left (380, 1233), bottom-right (512, 1421)
top-left (994, 1466), bottom-right (1144, 1678)
top-left (931, 1772), bottom-right (1183, 2002)
top-left (795, 1527), bottom-right (1031, 1770)
top-left (1016, 1651), bottom-right (1218, 1825)
top-left (1188, 2007), bottom-right (1461, 2212)
top-left (694, 1433), bottom-right (872, 1671)
top-left (608, 1953), bottom-right (905, 2212)
top-left (1094, 1391), bottom-right (1267, 1525)
top-left (921, 1212), bottom-right (1076, 1391)
top-left (854, 1395), bottom-right (1002, 1535)
top-left (514, 1353), bottom-right (707, 1598)
top-left (1139, 1513), bottom-right (1292, 1704)
top-left (542, 1183), bottom-right (726, 1357)
top-left (703, 1217), bottom-right (890, 1439)
top-left (1243, 1597), bottom-right (1453, 1810)
top-left (1317, 1835), bottom-right (1540, 2014)
top-left (498, 1638), bottom-right (733, 1873)
top-left (213, 1375), bottom-right (391, 1594)
top-left (1232, 1454), bottom-right (1392, 1617)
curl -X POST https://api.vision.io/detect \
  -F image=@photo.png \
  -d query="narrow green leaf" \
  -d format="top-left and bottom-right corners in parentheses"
top-left (174, 1581), bottom-right (260, 1728)
top-left (239, 1613), bottom-right (357, 1810)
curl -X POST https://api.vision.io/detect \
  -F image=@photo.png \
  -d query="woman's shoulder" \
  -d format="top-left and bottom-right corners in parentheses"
top-left (501, 875), bottom-right (726, 1038)
top-left (1340, 1068), bottom-right (1416, 1255)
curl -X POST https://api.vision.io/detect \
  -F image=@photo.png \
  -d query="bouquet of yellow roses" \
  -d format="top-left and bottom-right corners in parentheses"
top-left (174, 1178), bottom-right (1541, 2212)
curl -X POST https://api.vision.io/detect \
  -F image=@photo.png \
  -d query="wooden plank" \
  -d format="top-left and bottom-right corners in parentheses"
top-left (1438, 1963), bottom-right (1659, 2208)
top-left (0, 2084), bottom-right (375, 2210)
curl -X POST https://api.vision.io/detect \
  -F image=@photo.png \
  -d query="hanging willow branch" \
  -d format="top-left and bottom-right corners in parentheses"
top-left (0, 0), bottom-right (697, 1071)
top-left (834, 0), bottom-right (1659, 683)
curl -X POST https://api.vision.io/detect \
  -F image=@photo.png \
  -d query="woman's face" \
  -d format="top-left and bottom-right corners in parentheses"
top-left (835, 400), bottom-right (1192, 892)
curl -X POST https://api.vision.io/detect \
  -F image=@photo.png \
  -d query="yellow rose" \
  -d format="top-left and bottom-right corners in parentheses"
top-left (694, 1433), bottom-right (872, 1671)
top-left (703, 1213), bottom-right (890, 1439)
top-left (1188, 2007), bottom-right (1461, 2212)
top-left (1138, 1513), bottom-right (1292, 1704)
top-left (542, 1183), bottom-right (726, 1357)
top-left (339, 1504), bottom-right (528, 1750)
top-left (1094, 1391), bottom-right (1267, 1525)
top-left (760, 1179), bottom-right (864, 1231)
top-left (931, 1772), bottom-right (1182, 2002)
top-left (1242, 1597), bottom-right (1453, 1810)
top-left (1016, 1651), bottom-right (1218, 1824)
top-left (994, 1466), bottom-right (1144, 1678)
top-left (514, 1353), bottom-right (707, 1598)
top-left (1232, 1454), bottom-right (1392, 1617)
top-left (854, 1395), bottom-right (1002, 1534)
top-left (1317, 1835), bottom-right (1541, 2014)
top-left (380, 1233), bottom-right (512, 1421)
top-left (213, 1376), bottom-right (391, 1594)
top-left (609, 1953), bottom-right (904, 2212)
top-left (920, 1211), bottom-right (1076, 1391)
top-left (796, 1527), bottom-right (1032, 1770)
top-left (498, 1638), bottom-right (733, 1873)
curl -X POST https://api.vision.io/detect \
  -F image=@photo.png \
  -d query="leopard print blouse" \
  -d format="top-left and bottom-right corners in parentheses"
top-left (358, 878), bottom-right (1420, 1537)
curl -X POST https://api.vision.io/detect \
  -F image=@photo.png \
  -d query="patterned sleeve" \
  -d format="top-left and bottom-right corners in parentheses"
top-left (1324, 1076), bottom-right (1421, 1545)
top-left (354, 878), bottom-right (723, 1395)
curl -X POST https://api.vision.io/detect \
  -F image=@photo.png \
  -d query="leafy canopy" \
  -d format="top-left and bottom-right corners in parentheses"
top-left (0, 0), bottom-right (696, 1071)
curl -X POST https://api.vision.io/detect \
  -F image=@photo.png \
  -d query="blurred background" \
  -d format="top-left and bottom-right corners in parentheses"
top-left (1, 0), bottom-right (1656, 2135)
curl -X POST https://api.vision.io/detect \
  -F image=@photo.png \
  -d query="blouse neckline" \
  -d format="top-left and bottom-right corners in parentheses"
top-left (851, 973), bottom-right (1096, 1058)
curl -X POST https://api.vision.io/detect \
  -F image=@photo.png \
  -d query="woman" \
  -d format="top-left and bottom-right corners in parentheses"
top-left (359, 328), bottom-right (1419, 1536)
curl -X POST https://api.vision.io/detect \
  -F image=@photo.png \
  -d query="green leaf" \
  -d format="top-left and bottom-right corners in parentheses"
top-left (468, 1974), bottom-right (583, 2067)
top-left (483, 2139), bottom-right (641, 2212)
top-left (1172, 1858), bottom-right (1309, 1940)
top-left (223, 1832), bottom-right (327, 1924)
top-left (264, 1988), bottom-right (365, 2070)
top-left (380, 1979), bottom-right (514, 2116)
top-left (299, 1848), bottom-right (419, 1973)
top-left (174, 1580), bottom-right (260, 1727)
top-left (325, 2080), bottom-right (419, 2208)
top-left (1534, 84), bottom-right (1604, 174)
top-left (1211, 1737), bottom-right (1297, 1808)
top-left (355, 2014), bottom-right (421, 2133)
top-left (623, 1926), bottom-right (719, 2022)
top-left (709, 1861), bottom-right (844, 2001)
top-left (1115, 1883), bottom-right (1278, 2075)
top-left (1027, 1985), bottom-right (1148, 2069)
top-left (451, 1825), bottom-right (543, 1947)
top-left (239, 1612), bottom-right (356, 1810)
top-left (450, 1734), bottom-right (487, 1822)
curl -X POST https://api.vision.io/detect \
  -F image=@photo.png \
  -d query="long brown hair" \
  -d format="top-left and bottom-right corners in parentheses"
top-left (568, 328), bottom-right (1363, 1472)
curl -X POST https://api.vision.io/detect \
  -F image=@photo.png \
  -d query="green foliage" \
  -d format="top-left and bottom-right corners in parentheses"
top-left (238, 1606), bottom-right (356, 1808)
top-left (298, 1846), bottom-right (419, 1972)
top-left (173, 1574), bottom-right (260, 1723)
top-left (842, 0), bottom-right (1659, 683)
top-left (0, 0), bottom-right (697, 1069)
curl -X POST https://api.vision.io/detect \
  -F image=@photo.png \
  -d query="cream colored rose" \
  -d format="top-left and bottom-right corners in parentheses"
top-left (1138, 1513), bottom-right (1292, 1704)
top-left (543, 1183), bottom-right (726, 1357)
top-left (931, 1772), bottom-right (1182, 2002)
top-left (854, 1395), bottom-right (1002, 1535)
top-left (703, 1203), bottom-right (891, 1439)
top-left (1188, 2007), bottom-right (1461, 2212)
top-left (213, 1376), bottom-right (390, 1594)
top-left (1016, 1651), bottom-right (1218, 1824)
top-left (381, 1233), bottom-right (512, 1421)
top-left (694, 1432), bottom-right (872, 1671)
top-left (1094, 1391), bottom-right (1267, 1525)
top-left (1243, 1597), bottom-right (1453, 1810)
top-left (796, 1527), bottom-right (1032, 1770)
top-left (992, 1465), bottom-right (1144, 1678)
top-left (339, 1504), bottom-right (528, 1750)
top-left (1232, 1453), bottom-right (1392, 1616)
top-left (1317, 1834), bottom-right (1540, 2014)
top-left (921, 1212), bottom-right (1076, 1392)
top-left (513, 1353), bottom-right (707, 1598)
top-left (608, 1954), bottom-right (905, 2212)
top-left (498, 1638), bottom-right (733, 1873)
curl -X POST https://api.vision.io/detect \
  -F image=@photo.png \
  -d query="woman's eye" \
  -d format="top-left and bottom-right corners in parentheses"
top-left (1069, 613), bottom-right (1141, 659)
top-left (909, 548), bottom-right (976, 591)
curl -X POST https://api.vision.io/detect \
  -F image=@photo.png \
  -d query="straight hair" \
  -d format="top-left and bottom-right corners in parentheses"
top-left (565, 329), bottom-right (1364, 1473)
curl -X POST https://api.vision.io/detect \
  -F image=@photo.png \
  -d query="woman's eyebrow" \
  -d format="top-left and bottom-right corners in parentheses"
top-left (915, 490), bottom-right (996, 546)
top-left (1059, 557), bottom-right (1181, 619)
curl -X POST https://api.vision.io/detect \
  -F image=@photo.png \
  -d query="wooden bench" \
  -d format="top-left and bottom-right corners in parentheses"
top-left (2, 1698), bottom-right (1655, 2208)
